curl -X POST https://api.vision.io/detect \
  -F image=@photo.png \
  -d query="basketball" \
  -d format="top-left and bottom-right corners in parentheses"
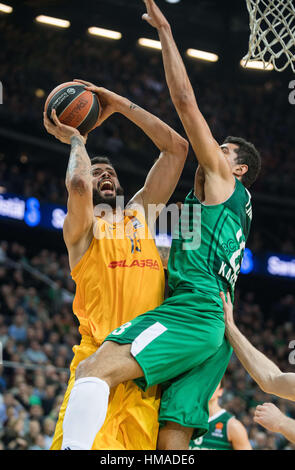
top-left (44, 81), bottom-right (100, 135)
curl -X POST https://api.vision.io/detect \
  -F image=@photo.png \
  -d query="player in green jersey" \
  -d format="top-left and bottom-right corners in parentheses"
top-left (60, 1), bottom-right (262, 451)
top-left (189, 378), bottom-right (252, 450)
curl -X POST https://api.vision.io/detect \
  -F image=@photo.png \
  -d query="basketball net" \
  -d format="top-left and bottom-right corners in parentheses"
top-left (243, 0), bottom-right (295, 72)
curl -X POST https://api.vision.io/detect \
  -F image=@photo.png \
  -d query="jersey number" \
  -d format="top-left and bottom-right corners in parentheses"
top-left (111, 322), bottom-right (132, 336)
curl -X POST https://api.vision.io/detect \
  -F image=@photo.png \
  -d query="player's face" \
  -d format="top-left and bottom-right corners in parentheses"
top-left (91, 163), bottom-right (124, 207)
top-left (220, 143), bottom-right (240, 171)
top-left (220, 143), bottom-right (248, 180)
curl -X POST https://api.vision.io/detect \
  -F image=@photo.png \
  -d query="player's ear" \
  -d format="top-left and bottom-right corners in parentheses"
top-left (234, 164), bottom-right (248, 177)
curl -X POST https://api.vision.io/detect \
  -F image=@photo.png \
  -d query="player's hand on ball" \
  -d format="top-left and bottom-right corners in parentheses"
top-left (142, 0), bottom-right (170, 30)
top-left (43, 109), bottom-right (87, 145)
top-left (74, 80), bottom-right (120, 127)
top-left (220, 291), bottom-right (235, 327)
top-left (254, 403), bottom-right (285, 433)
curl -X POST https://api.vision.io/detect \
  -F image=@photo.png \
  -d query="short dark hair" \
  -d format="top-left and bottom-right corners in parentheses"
top-left (90, 156), bottom-right (114, 168)
top-left (223, 136), bottom-right (261, 188)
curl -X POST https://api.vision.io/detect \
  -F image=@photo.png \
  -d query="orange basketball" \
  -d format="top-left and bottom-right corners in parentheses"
top-left (44, 81), bottom-right (100, 135)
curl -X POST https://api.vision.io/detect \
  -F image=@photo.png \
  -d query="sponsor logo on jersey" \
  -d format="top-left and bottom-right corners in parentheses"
top-left (130, 216), bottom-right (143, 230)
top-left (212, 422), bottom-right (225, 438)
top-left (218, 261), bottom-right (238, 286)
top-left (221, 239), bottom-right (239, 255)
top-left (108, 259), bottom-right (160, 270)
top-left (218, 229), bottom-right (246, 289)
top-left (215, 422), bottom-right (224, 430)
top-left (126, 216), bottom-right (144, 253)
top-left (127, 234), bottom-right (142, 254)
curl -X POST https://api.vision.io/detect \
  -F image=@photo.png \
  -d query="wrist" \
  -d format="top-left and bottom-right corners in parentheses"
top-left (225, 322), bottom-right (240, 343)
top-left (116, 97), bottom-right (139, 116)
top-left (103, 90), bottom-right (125, 114)
top-left (116, 96), bottom-right (132, 114)
top-left (70, 133), bottom-right (84, 144)
top-left (225, 321), bottom-right (237, 332)
top-left (157, 22), bottom-right (171, 34)
top-left (277, 414), bottom-right (288, 434)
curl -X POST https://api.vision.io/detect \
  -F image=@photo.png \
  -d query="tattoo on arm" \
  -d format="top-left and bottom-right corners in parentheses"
top-left (129, 103), bottom-right (138, 111)
top-left (66, 136), bottom-right (91, 194)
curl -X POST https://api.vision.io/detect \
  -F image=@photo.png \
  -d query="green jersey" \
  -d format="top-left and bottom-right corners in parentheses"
top-left (189, 409), bottom-right (234, 450)
top-left (168, 179), bottom-right (252, 299)
top-left (106, 179), bottom-right (249, 436)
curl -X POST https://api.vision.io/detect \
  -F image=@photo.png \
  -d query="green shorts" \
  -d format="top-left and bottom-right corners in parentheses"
top-left (105, 289), bottom-right (232, 437)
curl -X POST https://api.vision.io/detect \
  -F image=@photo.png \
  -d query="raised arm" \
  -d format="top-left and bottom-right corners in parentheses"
top-left (119, 99), bottom-right (188, 210)
top-left (221, 292), bottom-right (295, 401)
top-left (75, 82), bottom-right (188, 223)
top-left (43, 111), bottom-right (94, 268)
top-left (142, 0), bottom-right (233, 183)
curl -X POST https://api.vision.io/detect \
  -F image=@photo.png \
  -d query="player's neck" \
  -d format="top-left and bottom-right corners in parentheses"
top-left (209, 401), bottom-right (222, 417)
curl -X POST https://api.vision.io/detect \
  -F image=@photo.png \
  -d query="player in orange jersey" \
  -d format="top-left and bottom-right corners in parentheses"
top-left (43, 84), bottom-right (188, 450)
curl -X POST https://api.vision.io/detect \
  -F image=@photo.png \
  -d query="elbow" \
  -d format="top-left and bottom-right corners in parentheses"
top-left (172, 89), bottom-right (194, 111)
top-left (259, 372), bottom-right (279, 395)
top-left (168, 135), bottom-right (189, 162)
top-left (178, 137), bottom-right (189, 159)
top-left (259, 381), bottom-right (271, 394)
top-left (172, 94), bottom-right (190, 110)
top-left (258, 375), bottom-right (272, 394)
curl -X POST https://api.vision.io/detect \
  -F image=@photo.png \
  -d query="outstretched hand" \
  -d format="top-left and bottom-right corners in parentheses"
top-left (254, 403), bottom-right (285, 433)
top-left (73, 80), bottom-right (121, 128)
top-left (220, 291), bottom-right (235, 327)
top-left (43, 109), bottom-right (87, 145)
top-left (142, 0), bottom-right (170, 30)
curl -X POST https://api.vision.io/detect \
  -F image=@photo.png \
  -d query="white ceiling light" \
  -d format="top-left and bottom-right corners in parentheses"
top-left (187, 49), bottom-right (219, 63)
top-left (138, 38), bottom-right (162, 50)
top-left (36, 15), bottom-right (70, 28)
top-left (0, 3), bottom-right (13, 13)
top-left (88, 27), bottom-right (122, 40)
top-left (240, 59), bottom-right (274, 71)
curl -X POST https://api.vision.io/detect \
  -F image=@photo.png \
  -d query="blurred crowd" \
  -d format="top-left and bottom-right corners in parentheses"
top-left (0, 17), bottom-right (295, 202)
top-left (0, 240), bottom-right (295, 450)
top-left (0, 160), bottom-right (68, 206)
top-left (0, 240), bottom-right (78, 450)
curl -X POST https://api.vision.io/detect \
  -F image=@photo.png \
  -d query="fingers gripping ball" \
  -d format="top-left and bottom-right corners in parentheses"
top-left (44, 82), bottom-right (100, 135)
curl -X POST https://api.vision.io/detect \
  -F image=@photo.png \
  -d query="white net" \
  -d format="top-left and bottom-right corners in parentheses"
top-left (243, 0), bottom-right (295, 72)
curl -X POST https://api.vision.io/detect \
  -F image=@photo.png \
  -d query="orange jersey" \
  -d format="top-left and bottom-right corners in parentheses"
top-left (71, 208), bottom-right (165, 345)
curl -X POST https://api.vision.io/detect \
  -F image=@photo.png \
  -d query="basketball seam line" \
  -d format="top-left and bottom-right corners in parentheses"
top-left (77, 93), bottom-right (96, 132)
